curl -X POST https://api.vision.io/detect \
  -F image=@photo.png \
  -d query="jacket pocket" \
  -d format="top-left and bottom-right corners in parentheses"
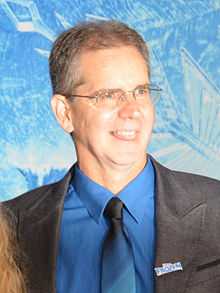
top-left (197, 258), bottom-right (220, 271)
top-left (189, 256), bottom-right (220, 286)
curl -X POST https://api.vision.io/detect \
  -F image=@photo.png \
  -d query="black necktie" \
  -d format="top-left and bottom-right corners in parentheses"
top-left (101, 197), bottom-right (136, 293)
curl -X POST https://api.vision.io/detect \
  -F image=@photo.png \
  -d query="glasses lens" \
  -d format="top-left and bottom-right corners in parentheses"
top-left (150, 87), bottom-right (161, 104)
top-left (93, 86), bottom-right (161, 108)
top-left (96, 90), bottom-right (124, 109)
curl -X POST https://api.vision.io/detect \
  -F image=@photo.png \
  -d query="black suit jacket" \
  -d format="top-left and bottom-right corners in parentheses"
top-left (4, 158), bottom-right (220, 293)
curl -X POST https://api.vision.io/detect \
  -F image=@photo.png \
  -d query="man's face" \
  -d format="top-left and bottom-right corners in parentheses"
top-left (65, 46), bottom-right (155, 168)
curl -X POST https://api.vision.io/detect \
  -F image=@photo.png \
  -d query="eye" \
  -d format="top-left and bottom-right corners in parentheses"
top-left (106, 89), bottom-right (124, 100)
top-left (105, 92), bottom-right (114, 99)
top-left (93, 90), bottom-right (111, 102)
top-left (135, 86), bottom-right (148, 97)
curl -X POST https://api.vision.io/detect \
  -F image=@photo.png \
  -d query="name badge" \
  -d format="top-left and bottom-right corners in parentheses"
top-left (154, 262), bottom-right (183, 276)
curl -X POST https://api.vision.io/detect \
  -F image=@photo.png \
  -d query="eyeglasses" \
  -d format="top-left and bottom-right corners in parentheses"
top-left (66, 83), bottom-right (162, 109)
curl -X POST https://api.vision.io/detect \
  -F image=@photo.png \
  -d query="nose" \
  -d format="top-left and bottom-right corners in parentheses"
top-left (117, 101), bottom-right (141, 119)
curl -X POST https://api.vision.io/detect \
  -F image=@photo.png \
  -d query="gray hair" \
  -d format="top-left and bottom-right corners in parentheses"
top-left (49, 20), bottom-right (150, 96)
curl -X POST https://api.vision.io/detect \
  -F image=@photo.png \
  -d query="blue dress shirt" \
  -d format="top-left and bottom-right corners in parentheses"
top-left (56, 158), bottom-right (155, 293)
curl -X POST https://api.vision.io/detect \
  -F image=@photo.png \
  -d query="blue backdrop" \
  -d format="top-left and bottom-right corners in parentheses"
top-left (0, 0), bottom-right (220, 200)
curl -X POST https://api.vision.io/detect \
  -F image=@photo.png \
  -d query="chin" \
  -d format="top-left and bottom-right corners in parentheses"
top-left (109, 151), bottom-right (146, 167)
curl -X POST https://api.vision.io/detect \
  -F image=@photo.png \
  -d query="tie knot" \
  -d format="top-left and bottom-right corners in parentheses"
top-left (104, 197), bottom-right (123, 220)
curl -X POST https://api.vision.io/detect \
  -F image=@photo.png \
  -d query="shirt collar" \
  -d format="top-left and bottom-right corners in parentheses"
top-left (118, 158), bottom-right (155, 223)
top-left (72, 166), bottom-right (113, 223)
top-left (71, 158), bottom-right (155, 224)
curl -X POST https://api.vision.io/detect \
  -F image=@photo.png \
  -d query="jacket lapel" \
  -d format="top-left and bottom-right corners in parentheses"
top-left (18, 167), bottom-right (73, 293)
top-left (14, 157), bottom-right (208, 293)
top-left (152, 159), bottom-right (206, 293)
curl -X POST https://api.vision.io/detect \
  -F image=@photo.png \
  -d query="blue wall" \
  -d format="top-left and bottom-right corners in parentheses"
top-left (0, 0), bottom-right (220, 200)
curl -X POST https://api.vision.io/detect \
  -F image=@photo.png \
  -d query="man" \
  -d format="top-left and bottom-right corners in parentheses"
top-left (4, 20), bottom-right (220, 293)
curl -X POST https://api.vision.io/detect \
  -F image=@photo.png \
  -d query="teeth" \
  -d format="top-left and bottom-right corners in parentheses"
top-left (116, 130), bottom-right (135, 135)
top-left (114, 130), bottom-right (136, 138)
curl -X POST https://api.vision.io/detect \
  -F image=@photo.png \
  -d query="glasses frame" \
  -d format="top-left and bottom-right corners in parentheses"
top-left (65, 83), bottom-right (162, 105)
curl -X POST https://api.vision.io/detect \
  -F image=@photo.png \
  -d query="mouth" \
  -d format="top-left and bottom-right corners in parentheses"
top-left (111, 129), bottom-right (138, 141)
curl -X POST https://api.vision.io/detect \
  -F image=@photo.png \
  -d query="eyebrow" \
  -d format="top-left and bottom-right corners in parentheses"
top-left (90, 83), bottom-right (149, 95)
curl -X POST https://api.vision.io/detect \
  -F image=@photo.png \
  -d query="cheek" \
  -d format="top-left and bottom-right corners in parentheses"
top-left (88, 108), bottom-right (114, 129)
top-left (74, 107), bottom-right (114, 137)
top-left (143, 104), bottom-right (155, 123)
top-left (148, 110), bottom-right (155, 127)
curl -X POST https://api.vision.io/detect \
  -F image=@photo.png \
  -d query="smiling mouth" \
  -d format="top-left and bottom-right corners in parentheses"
top-left (111, 130), bottom-right (138, 140)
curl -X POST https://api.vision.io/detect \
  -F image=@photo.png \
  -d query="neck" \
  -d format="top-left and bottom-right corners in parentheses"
top-left (77, 154), bottom-right (148, 194)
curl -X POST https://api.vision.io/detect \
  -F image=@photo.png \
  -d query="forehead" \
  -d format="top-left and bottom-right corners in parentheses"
top-left (76, 46), bottom-right (149, 91)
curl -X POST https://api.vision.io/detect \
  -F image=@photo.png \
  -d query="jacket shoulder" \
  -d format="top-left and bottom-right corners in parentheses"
top-left (171, 167), bottom-right (220, 195)
top-left (3, 167), bottom-right (73, 213)
top-left (3, 181), bottom-right (59, 211)
top-left (151, 157), bottom-right (220, 201)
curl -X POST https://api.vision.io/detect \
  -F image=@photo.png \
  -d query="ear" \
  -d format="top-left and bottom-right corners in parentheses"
top-left (51, 94), bottom-right (74, 133)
